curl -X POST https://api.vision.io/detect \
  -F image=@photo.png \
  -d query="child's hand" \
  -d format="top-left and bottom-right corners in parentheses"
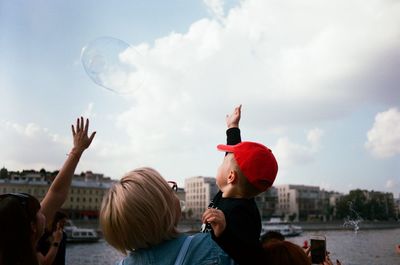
top-left (226, 105), bottom-right (242, 129)
top-left (202, 208), bottom-right (226, 237)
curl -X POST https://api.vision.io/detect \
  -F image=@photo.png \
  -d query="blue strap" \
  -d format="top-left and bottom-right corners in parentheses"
top-left (174, 235), bottom-right (194, 265)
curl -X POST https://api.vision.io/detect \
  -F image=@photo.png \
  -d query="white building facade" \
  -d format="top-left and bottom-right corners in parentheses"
top-left (184, 176), bottom-right (219, 219)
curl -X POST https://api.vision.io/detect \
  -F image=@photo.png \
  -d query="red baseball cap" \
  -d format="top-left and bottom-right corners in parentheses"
top-left (217, 141), bottom-right (278, 191)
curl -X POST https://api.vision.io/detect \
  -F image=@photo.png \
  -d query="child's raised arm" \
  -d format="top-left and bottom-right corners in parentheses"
top-left (40, 117), bottom-right (96, 226)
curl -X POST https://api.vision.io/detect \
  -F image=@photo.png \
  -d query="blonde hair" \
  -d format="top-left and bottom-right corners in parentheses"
top-left (227, 154), bottom-right (263, 198)
top-left (100, 167), bottom-right (179, 254)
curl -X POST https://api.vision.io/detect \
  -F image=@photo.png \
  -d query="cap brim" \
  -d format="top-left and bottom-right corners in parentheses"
top-left (217, 144), bottom-right (235, 152)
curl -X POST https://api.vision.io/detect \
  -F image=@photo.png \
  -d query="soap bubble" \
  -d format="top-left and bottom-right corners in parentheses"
top-left (81, 37), bottom-right (144, 94)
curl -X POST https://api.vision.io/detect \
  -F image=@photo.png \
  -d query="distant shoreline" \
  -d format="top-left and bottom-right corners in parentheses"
top-left (69, 219), bottom-right (400, 233)
top-left (177, 220), bottom-right (400, 233)
top-left (297, 220), bottom-right (400, 231)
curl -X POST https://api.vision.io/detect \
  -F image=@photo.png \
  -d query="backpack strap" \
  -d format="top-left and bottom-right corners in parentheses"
top-left (173, 235), bottom-right (194, 265)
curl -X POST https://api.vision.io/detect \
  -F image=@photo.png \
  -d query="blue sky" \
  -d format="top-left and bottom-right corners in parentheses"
top-left (1, 0), bottom-right (399, 195)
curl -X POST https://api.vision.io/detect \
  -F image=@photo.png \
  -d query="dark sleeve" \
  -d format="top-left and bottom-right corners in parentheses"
top-left (226, 127), bottom-right (241, 145)
top-left (212, 207), bottom-right (267, 265)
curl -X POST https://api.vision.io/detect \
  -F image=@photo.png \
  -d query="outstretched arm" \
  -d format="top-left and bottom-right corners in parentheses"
top-left (40, 117), bottom-right (96, 225)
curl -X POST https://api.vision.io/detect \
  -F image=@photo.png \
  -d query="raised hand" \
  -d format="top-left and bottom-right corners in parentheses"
top-left (71, 117), bottom-right (96, 154)
top-left (226, 104), bottom-right (242, 129)
top-left (52, 222), bottom-right (63, 243)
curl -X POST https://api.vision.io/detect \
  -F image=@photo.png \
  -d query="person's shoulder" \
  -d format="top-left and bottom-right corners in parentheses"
top-left (190, 233), bottom-right (222, 251)
top-left (116, 236), bottom-right (186, 265)
top-left (184, 233), bottom-right (234, 265)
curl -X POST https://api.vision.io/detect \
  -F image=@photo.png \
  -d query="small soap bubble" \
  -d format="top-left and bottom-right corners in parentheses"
top-left (81, 37), bottom-right (144, 94)
top-left (343, 201), bottom-right (363, 233)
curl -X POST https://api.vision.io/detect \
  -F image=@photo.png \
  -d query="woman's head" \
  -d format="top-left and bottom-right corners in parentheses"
top-left (264, 240), bottom-right (311, 265)
top-left (0, 193), bottom-right (42, 265)
top-left (100, 167), bottom-right (180, 254)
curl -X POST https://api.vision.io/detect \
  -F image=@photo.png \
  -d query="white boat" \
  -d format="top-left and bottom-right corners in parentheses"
top-left (261, 218), bottom-right (303, 237)
top-left (64, 220), bottom-right (100, 243)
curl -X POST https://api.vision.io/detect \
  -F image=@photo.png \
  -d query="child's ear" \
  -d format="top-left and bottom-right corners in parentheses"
top-left (227, 170), bottom-right (238, 184)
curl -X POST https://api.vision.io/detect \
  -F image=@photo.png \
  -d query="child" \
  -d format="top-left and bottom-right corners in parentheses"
top-left (202, 105), bottom-right (278, 265)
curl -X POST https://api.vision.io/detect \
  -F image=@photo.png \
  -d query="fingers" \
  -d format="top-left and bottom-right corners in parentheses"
top-left (205, 209), bottom-right (226, 237)
top-left (84, 118), bottom-right (89, 133)
top-left (201, 208), bottom-right (212, 223)
top-left (74, 117), bottom-right (92, 135)
top-left (203, 208), bottom-right (224, 224)
top-left (304, 246), bottom-right (311, 256)
top-left (71, 125), bottom-right (76, 136)
top-left (76, 118), bottom-right (80, 131)
top-left (75, 117), bottom-right (84, 131)
top-left (236, 104), bottom-right (242, 113)
top-left (89, 131), bottom-right (96, 142)
top-left (202, 208), bottom-right (220, 223)
top-left (80, 117), bottom-right (84, 131)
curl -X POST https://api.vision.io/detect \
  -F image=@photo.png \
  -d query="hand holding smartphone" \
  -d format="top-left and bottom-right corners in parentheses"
top-left (310, 235), bottom-right (326, 264)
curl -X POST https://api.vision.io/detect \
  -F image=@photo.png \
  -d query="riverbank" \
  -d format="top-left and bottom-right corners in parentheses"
top-left (68, 219), bottom-right (400, 234)
top-left (298, 220), bottom-right (400, 231)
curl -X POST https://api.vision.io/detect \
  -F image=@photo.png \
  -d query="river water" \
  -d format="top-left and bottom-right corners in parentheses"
top-left (66, 228), bottom-right (400, 265)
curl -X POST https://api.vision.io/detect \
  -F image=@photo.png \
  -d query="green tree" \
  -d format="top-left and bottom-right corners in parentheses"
top-left (39, 168), bottom-right (46, 176)
top-left (0, 167), bottom-right (8, 179)
top-left (336, 189), bottom-right (396, 220)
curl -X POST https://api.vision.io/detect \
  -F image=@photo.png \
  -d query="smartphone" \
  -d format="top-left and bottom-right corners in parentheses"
top-left (310, 235), bottom-right (326, 264)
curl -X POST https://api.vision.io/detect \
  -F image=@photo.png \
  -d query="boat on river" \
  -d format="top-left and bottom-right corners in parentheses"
top-left (64, 220), bottom-right (100, 243)
top-left (261, 218), bottom-right (303, 237)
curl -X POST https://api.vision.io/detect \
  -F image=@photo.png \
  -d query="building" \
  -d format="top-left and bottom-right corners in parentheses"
top-left (255, 186), bottom-right (278, 220)
top-left (395, 197), bottom-right (400, 220)
top-left (275, 184), bottom-right (322, 221)
top-left (1, 171), bottom-right (50, 202)
top-left (184, 176), bottom-right (219, 219)
top-left (0, 170), bottom-right (114, 219)
top-left (320, 189), bottom-right (343, 220)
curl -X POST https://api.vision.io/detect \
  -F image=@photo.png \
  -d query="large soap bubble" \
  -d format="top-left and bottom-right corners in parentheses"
top-left (81, 37), bottom-right (144, 94)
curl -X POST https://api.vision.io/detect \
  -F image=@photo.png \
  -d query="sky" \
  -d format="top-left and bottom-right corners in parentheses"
top-left (0, 0), bottom-right (399, 196)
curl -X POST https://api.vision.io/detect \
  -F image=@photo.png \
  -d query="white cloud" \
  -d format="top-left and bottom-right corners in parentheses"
top-left (0, 118), bottom-right (132, 178)
top-left (385, 178), bottom-right (398, 190)
top-left (273, 128), bottom-right (324, 168)
top-left (365, 108), bottom-right (400, 158)
top-left (204, 0), bottom-right (225, 20)
top-left (109, 0), bottom-right (400, 128)
top-left (0, 120), bottom-right (69, 170)
top-left (307, 128), bottom-right (324, 151)
top-left (82, 102), bottom-right (96, 119)
top-left (89, 0), bottom-right (400, 181)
